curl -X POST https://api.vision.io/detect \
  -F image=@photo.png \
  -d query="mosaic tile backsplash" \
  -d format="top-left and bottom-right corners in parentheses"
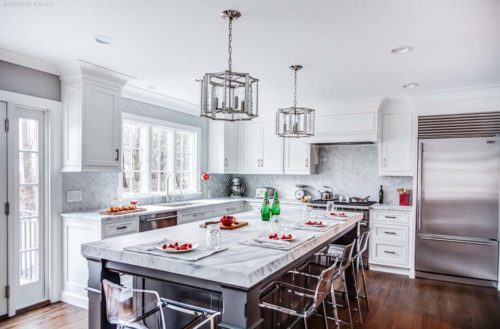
top-left (235, 144), bottom-right (413, 205)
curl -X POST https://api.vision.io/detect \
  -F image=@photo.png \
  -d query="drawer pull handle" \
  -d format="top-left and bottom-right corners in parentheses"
top-left (384, 216), bottom-right (397, 219)
top-left (116, 226), bottom-right (128, 230)
top-left (384, 231), bottom-right (396, 235)
top-left (384, 250), bottom-right (396, 254)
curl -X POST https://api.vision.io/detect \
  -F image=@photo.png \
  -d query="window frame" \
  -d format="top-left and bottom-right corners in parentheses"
top-left (122, 113), bottom-right (201, 197)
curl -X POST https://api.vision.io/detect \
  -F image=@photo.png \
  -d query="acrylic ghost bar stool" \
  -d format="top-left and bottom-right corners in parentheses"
top-left (102, 279), bottom-right (220, 329)
top-left (290, 240), bottom-right (357, 329)
top-left (259, 258), bottom-right (341, 329)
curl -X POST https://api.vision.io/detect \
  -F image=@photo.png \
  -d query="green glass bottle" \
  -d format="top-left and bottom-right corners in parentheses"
top-left (261, 192), bottom-right (271, 221)
top-left (271, 191), bottom-right (281, 215)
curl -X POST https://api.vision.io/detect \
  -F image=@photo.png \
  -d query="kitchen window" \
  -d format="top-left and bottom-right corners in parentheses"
top-left (122, 114), bottom-right (200, 196)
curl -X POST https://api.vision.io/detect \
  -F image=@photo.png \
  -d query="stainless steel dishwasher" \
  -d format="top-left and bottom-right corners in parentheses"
top-left (139, 211), bottom-right (177, 232)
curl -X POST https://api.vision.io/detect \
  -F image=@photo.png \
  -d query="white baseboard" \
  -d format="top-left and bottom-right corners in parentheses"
top-left (369, 264), bottom-right (411, 276)
top-left (61, 291), bottom-right (88, 309)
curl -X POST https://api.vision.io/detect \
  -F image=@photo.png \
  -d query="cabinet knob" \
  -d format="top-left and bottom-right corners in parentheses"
top-left (115, 149), bottom-right (120, 161)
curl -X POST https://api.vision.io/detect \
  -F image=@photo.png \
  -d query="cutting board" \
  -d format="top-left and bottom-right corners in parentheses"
top-left (200, 220), bottom-right (249, 230)
top-left (100, 207), bottom-right (147, 216)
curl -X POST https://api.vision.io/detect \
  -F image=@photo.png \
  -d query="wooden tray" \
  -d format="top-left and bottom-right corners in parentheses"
top-left (199, 220), bottom-right (249, 230)
top-left (100, 207), bottom-right (147, 216)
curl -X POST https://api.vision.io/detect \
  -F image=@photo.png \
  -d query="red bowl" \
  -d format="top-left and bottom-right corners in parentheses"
top-left (220, 216), bottom-right (234, 227)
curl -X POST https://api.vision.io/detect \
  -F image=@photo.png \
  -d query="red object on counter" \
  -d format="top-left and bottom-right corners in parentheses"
top-left (399, 193), bottom-right (410, 206)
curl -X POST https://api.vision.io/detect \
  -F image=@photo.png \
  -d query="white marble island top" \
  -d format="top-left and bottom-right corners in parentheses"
top-left (81, 210), bottom-right (362, 289)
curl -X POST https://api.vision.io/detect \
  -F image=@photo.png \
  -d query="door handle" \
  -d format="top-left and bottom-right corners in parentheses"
top-left (115, 149), bottom-right (120, 161)
top-left (305, 158), bottom-right (308, 168)
top-left (419, 235), bottom-right (497, 246)
top-left (417, 142), bottom-right (424, 230)
top-left (224, 158), bottom-right (228, 167)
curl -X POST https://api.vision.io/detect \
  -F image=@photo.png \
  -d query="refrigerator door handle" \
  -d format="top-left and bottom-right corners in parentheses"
top-left (418, 234), bottom-right (498, 246)
top-left (417, 141), bottom-right (424, 231)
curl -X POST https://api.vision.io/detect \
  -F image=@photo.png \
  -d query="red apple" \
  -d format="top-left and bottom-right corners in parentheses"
top-left (220, 215), bottom-right (234, 227)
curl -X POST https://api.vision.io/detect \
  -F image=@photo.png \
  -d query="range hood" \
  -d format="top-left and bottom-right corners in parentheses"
top-left (304, 112), bottom-right (379, 145)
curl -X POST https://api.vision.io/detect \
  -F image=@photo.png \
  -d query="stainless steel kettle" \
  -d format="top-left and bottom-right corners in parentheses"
top-left (320, 186), bottom-right (334, 201)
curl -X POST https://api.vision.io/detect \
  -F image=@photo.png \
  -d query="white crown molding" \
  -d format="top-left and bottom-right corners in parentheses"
top-left (58, 59), bottom-right (135, 87)
top-left (0, 47), bottom-right (59, 75)
top-left (122, 84), bottom-right (199, 116)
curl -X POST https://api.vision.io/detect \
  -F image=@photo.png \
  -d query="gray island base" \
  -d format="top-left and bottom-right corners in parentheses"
top-left (82, 211), bottom-right (363, 328)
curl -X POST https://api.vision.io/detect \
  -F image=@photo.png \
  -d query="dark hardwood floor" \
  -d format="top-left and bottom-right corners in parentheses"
top-left (0, 271), bottom-right (498, 329)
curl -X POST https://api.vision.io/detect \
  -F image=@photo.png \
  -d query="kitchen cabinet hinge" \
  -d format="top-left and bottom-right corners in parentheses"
top-left (5, 285), bottom-right (10, 298)
top-left (4, 202), bottom-right (9, 216)
top-left (4, 118), bottom-right (8, 132)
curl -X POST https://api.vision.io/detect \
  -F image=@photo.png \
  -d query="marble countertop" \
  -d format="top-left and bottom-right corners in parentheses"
top-left (371, 204), bottom-right (414, 212)
top-left (81, 210), bottom-right (362, 289)
top-left (61, 198), bottom-right (246, 221)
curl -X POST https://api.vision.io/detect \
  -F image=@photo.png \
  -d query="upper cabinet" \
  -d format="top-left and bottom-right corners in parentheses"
top-left (208, 121), bottom-right (240, 173)
top-left (59, 60), bottom-right (132, 172)
top-left (284, 138), bottom-right (318, 175)
top-left (378, 98), bottom-right (415, 176)
top-left (239, 121), bottom-right (284, 174)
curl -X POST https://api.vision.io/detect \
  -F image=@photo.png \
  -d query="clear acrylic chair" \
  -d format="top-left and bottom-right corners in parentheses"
top-left (259, 258), bottom-right (340, 329)
top-left (102, 279), bottom-right (220, 329)
top-left (291, 240), bottom-right (356, 329)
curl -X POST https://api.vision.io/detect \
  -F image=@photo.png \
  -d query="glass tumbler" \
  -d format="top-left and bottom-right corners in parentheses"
top-left (326, 201), bottom-right (336, 213)
top-left (206, 223), bottom-right (221, 250)
top-left (270, 215), bottom-right (282, 235)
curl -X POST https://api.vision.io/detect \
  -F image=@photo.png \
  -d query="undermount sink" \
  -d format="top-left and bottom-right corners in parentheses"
top-left (158, 201), bottom-right (199, 208)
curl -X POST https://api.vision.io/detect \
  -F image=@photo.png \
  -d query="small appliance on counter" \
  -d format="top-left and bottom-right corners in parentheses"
top-left (230, 177), bottom-right (245, 197)
top-left (255, 187), bottom-right (275, 199)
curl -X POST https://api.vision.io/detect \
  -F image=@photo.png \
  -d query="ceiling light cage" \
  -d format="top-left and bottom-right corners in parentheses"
top-left (200, 10), bottom-right (259, 121)
top-left (276, 65), bottom-right (315, 138)
top-left (276, 106), bottom-right (315, 138)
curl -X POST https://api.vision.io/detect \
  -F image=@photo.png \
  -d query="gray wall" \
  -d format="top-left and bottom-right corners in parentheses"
top-left (0, 60), bottom-right (60, 101)
top-left (236, 144), bottom-right (413, 205)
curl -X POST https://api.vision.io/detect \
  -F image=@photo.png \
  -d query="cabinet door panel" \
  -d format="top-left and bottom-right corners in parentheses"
top-left (224, 123), bottom-right (239, 171)
top-left (239, 123), bottom-right (262, 172)
top-left (261, 122), bottom-right (283, 173)
top-left (284, 138), bottom-right (311, 174)
top-left (83, 83), bottom-right (120, 169)
top-left (381, 112), bottom-right (413, 174)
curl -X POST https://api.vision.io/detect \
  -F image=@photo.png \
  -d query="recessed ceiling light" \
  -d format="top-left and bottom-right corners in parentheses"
top-left (94, 35), bottom-right (114, 45)
top-left (391, 46), bottom-right (413, 54)
top-left (402, 83), bottom-right (419, 89)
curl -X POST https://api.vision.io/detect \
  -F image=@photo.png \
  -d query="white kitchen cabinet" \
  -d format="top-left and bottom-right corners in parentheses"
top-left (369, 210), bottom-right (412, 273)
top-left (284, 138), bottom-right (318, 175)
top-left (59, 60), bottom-right (131, 172)
top-left (208, 121), bottom-right (239, 173)
top-left (379, 112), bottom-right (414, 176)
top-left (239, 121), bottom-right (284, 174)
top-left (61, 216), bottom-right (139, 308)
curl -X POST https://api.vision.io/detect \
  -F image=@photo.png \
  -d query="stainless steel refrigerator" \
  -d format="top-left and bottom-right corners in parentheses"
top-left (416, 137), bottom-right (499, 287)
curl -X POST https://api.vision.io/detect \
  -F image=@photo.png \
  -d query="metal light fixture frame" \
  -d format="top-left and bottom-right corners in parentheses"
top-left (200, 10), bottom-right (259, 121)
top-left (276, 65), bottom-right (315, 138)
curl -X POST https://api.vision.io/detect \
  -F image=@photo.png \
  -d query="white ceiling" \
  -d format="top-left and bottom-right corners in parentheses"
top-left (1, 0), bottom-right (500, 115)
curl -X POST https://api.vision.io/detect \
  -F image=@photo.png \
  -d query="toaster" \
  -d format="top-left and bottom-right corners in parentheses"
top-left (255, 187), bottom-right (275, 199)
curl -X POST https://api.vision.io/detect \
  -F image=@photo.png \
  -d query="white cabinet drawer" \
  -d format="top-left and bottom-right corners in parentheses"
top-left (216, 203), bottom-right (245, 216)
top-left (372, 224), bottom-right (408, 242)
top-left (247, 202), bottom-right (261, 211)
top-left (371, 241), bottom-right (408, 266)
top-left (179, 209), bottom-right (217, 224)
top-left (372, 211), bottom-right (410, 224)
top-left (103, 219), bottom-right (138, 238)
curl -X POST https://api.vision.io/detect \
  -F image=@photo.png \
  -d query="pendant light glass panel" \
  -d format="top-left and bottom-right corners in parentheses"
top-left (276, 107), bottom-right (315, 137)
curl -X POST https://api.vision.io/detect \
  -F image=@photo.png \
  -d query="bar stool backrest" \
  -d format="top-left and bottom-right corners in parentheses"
top-left (359, 230), bottom-right (371, 255)
top-left (339, 240), bottom-right (356, 267)
top-left (102, 279), bottom-right (136, 325)
top-left (311, 258), bottom-right (340, 309)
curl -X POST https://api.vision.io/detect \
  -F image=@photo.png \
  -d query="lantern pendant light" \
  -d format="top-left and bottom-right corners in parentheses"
top-left (200, 10), bottom-right (259, 121)
top-left (276, 65), bottom-right (315, 138)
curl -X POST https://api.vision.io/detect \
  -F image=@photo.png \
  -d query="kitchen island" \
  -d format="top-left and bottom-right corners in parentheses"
top-left (82, 210), bottom-right (363, 329)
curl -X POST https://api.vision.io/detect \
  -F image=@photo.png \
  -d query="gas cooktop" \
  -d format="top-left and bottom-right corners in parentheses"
top-left (309, 199), bottom-right (377, 207)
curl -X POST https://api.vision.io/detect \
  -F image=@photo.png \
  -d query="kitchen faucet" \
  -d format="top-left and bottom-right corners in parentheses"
top-left (166, 174), bottom-right (184, 203)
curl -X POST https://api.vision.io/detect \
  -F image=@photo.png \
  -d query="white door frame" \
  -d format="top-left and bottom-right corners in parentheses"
top-left (0, 90), bottom-right (61, 316)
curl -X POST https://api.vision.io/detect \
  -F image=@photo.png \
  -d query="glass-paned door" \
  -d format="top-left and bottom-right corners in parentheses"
top-left (0, 102), bottom-right (8, 316)
top-left (13, 108), bottom-right (46, 310)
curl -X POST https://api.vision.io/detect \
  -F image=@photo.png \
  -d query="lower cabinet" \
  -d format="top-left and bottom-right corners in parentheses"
top-left (369, 210), bottom-right (412, 273)
top-left (61, 216), bottom-right (139, 308)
